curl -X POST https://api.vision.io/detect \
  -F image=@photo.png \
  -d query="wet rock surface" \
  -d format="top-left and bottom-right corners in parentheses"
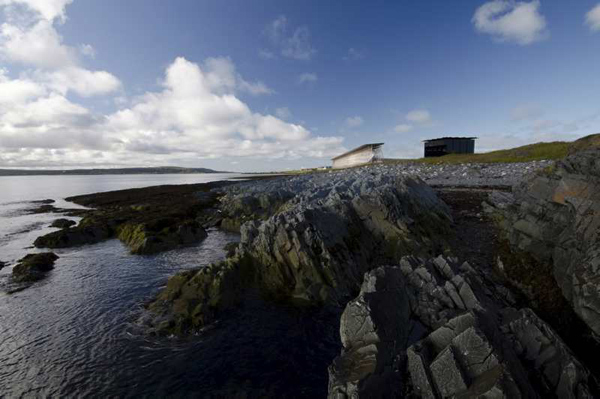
top-left (50, 218), bottom-right (76, 228)
top-left (486, 148), bottom-right (600, 339)
top-left (328, 258), bottom-right (595, 399)
top-left (148, 170), bottom-right (453, 334)
top-left (12, 252), bottom-right (59, 283)
top-left (32, 181), bottom-right (235, 254)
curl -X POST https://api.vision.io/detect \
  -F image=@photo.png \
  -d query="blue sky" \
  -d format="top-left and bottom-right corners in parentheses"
top-left (0, 0), bottom-right (599, 171)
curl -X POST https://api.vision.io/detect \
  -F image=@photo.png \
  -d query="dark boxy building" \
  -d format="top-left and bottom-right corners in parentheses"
top-left (423, 137), bottom-right (477, 157)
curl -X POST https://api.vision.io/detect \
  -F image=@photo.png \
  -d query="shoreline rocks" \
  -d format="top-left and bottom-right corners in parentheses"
top-left (148, 171), bottom-right (453, 334)
top-left (12, 252), bottom-right (59, 283)
top-left (486, 147), bottom-right (600, 340)
top-left (328, 257), bottom-right (594, 398)
top-left (33, 181), bottom-right (234, 255)
top-left (50, 218), bottom-right (77, 229)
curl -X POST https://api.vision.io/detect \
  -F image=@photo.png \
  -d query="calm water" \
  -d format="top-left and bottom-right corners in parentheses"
top-left (0, 174), bottom-right (340, 398)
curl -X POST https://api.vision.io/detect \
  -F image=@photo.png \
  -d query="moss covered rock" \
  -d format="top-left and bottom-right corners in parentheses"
top-left (50, 218), bottom-right (77, 228)
top-left (148, 172), bottom-right (452, 335)
top-left (12, 252), bottom-right (59, 282)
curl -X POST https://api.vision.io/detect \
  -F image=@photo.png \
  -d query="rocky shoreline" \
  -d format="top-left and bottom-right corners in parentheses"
top-left (10, 134), bottom-right (600, 398)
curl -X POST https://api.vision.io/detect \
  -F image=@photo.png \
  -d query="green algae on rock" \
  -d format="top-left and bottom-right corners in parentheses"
top-left (33, 181), bottom-right (233, 255)
top-left (147, 172), bottom-right (453, 335)
top-left (12, 252), bottom-right (59, 283)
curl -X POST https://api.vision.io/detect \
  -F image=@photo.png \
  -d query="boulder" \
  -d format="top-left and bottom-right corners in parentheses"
top-left (50, 218), bottom-right (77, 229)
top-left (34, 225), bottom-right (112, 248)
top-left (328, 257), bottom-right (594, 399)
top-left (148, 171), bottom-right (453, 334)
top-left (117, 220), bottom-right (207, 255)
top-left (12, 252), bottom-right (59, 283)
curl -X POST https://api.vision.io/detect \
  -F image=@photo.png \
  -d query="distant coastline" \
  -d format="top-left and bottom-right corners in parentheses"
top-left (0, 166), bottom-right (230, 176)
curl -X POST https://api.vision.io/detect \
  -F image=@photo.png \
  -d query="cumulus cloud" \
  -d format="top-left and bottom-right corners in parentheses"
top-left (0, 0), bottom-right (73, 22)
top-left (202, 56), bottom-right (273, 96)
top-left (586, 4), bottom-right (600, 32)
top-left (0, 0), bottom-right (121, 97)
top-left (0, 20), bottom-right (77, 68)
top-left (405, 109), bottom-right (432, 124)
top-left (0, 57), bottom-right (344, 167)
top-left (298, 72), bottom-right (317, 84)
top-left (391, 109), bottom-right (433, 133)
top-left (0, 68), bottom-right (45, 103)
top-left (264, 15), bottom-right (316, 60)
top-left (345, 116), bottom-right (364, 128)
top-left (472, 0), bottom-right (548, 45)
top-left (0, 2), bottom-right (344, 168)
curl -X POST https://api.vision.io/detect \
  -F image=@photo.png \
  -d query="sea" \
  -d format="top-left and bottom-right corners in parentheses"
top-left (0, 174), bottom-right (340, 398)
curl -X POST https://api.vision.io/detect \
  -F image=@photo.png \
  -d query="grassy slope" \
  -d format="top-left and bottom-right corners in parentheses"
top-left (272, 134), bottom-right (600, 174)
top-left (404, 141), bottom-right (570, 165)
top-left (386, 133), bottom-right (600, 165)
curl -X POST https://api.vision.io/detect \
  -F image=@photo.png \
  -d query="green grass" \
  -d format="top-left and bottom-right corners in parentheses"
top-left (385, 141), bottom-right (572, 165)
top-left (273, 134), bottom-right (600, 173)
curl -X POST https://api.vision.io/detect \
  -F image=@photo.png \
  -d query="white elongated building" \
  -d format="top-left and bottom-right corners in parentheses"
top-left (331, 143), bottom-right (384, 169)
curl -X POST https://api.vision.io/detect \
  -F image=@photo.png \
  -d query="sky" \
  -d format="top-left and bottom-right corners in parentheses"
top-left (0, 0), bottom-right (599, 172)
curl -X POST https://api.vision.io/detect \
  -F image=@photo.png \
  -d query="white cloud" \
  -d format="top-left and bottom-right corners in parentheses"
top-left (0, 57), bottom-right (345, 167)
top-left (406, 109), bottom-right (432, 124)
top-left (0, 20), bottom-right (77, 68)
top-left (0, 1), bottom-right (122, 97)
top-left (264, 15), bottom-right (316, 61)
top-left (203, 56), bottom-right (273, 96)
top-left (275, 107), bottom-right (291, 119)
top-left (343, 47), bottom-right (364, 61)
top-left (472, 0), bottom-right (548, 45)
top-left (394, 124), bottom-right (413, 133)
top-left (345, 116), bottom-right (363, 128)
top-left (298, 72), bottom-right (317, 84)
top-left (0, 68), bottom-right (45, 104)
top-left (0, 0), bottom-right (73, 22)
top-left (36, 67), bottom-right (121, 97)
top-left (0, 4), bottom-right (346, 168)
top-left (585, 4), bottom-right (600, 32)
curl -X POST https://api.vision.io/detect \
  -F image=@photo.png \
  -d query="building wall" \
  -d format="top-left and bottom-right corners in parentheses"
top-left (332, 148), bottom-right (375, 169)
top-left (424, 139), bottom-right (475, 157)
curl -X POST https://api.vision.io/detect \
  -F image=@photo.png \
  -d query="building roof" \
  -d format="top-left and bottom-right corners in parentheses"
top-left (331, 143), bottom-right (384, 161)
top-left (423, 137), bottom-right (477, 143)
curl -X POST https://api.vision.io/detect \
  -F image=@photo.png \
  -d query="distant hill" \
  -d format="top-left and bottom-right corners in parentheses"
top-left (0, 166), bottom-right (229, 176)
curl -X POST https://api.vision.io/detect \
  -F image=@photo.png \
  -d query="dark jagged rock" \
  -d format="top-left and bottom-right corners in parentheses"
top-left (34, 224), bottom-right (112, 248)
top-left (50, 218), bottom-right (77, 229)
top-left (328, 257), bottom-right (594, 399)
top-left (12, 252), bottom-right (59, 283)
top-left (148, 171), bottom-right (452, 334)
top-left (33, 181), bottom-right (233, 254)
top-left (0, 261), bottom-right (6, 270)
top-left (117, 220), bottom-right (207, 255)
top-left (224, 242), bottom-right (239, 257)
top-left (485, 146), bottom-right (600, 339)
